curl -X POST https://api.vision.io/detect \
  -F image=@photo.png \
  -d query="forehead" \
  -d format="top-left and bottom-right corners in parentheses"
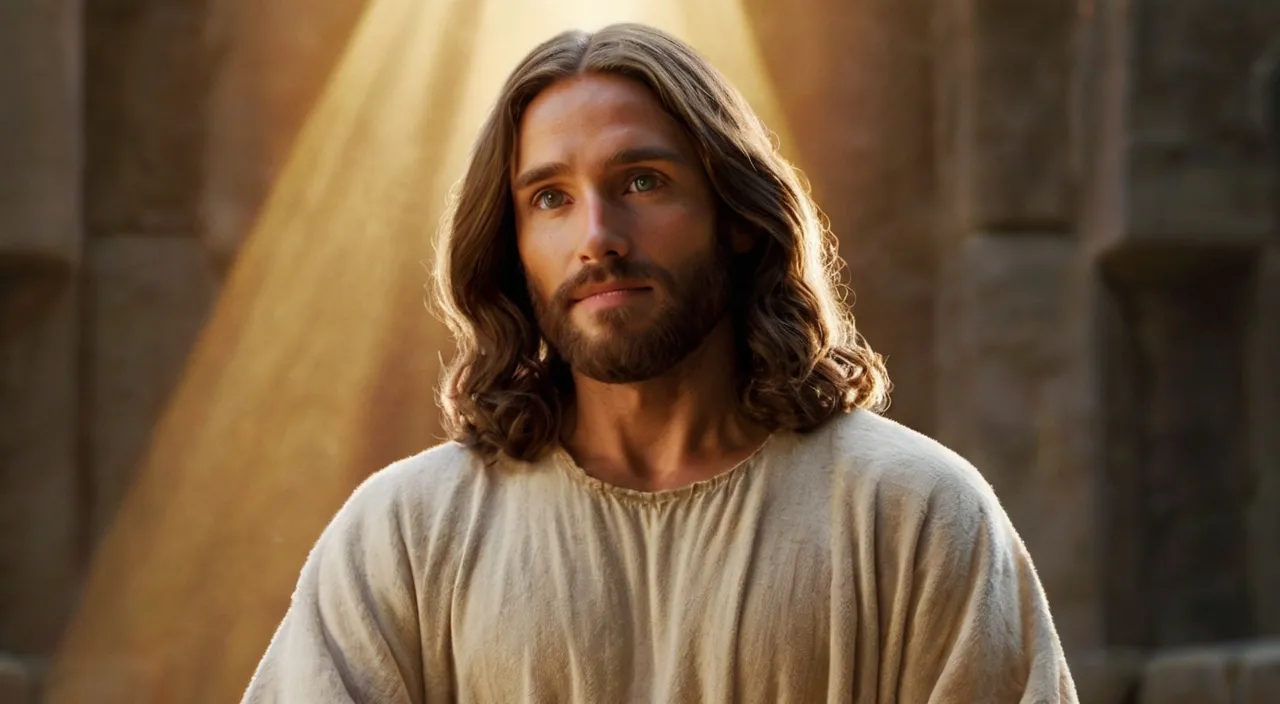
top-left (514, 73), bottom-right (693, 172)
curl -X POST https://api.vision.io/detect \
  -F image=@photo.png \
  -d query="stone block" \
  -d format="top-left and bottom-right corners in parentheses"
top-left (970, 0), bottom-right (1078, 230)
top-left (1137, 641), bottom-right (1280, 704)
top-left (0, 655), bottom-right (33, 704)
top-left (1116, 0), bottom-right (1280, 245)
top-left (203, 0), bottom-right (368, 267)
top-left (934, 0), bottom-right (1079, 232)
top-left (86, 1), bottom-right (210, 234)
top-left (1129, 0), bottom-right (1280, 144)
top-left (52, 0), bottom-right (465, 696)
top-left (1250, 247), bottom-right (1280, 636)
top-left (1239, 642), bottom-right (1280, 704)
top-left (1140, 647), bottom-right (1234, 704)
top-left (725, 0), bottom-right (940, 434)
top-left (1071, 649), bottom-right (1145, 704)
top-left (0, 0), bottom-right (81, 265)
top-left (934, 233), bottom-right (1101, 653)
top-left (0, 287), bottom-right (81, 654)
top-left (87, 235), bottom-right (220, 545)
top-left (1126, 143), bottom-right (1271, 243)
top-left (1098, 244), bottom-right (1256, 647)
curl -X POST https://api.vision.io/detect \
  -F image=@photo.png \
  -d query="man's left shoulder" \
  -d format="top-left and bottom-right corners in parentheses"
top-left (817, 409), bottom-right (1003, 516)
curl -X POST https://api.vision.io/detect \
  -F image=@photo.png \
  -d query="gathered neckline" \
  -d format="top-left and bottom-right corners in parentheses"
top-left (548, 433), bottom-right (783, 505)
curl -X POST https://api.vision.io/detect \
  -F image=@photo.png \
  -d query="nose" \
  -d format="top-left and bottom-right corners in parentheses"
top-left (576, 192), bottom-right (630, 264)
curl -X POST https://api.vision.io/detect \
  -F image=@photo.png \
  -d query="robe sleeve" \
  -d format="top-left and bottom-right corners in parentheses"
top-left (894, 469), bottom-right (1079, 704)
top-left (241, 474), bottom-right (425, 704)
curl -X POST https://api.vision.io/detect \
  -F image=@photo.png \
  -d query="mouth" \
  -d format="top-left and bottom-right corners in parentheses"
top-left (572, 285), bottom-right (653, 304)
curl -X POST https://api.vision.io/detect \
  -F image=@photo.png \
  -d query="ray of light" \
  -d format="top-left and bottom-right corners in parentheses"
top-left (46, 0), bottom-right (792, 702)
top-left (439, 0), bottom-right (794, 174)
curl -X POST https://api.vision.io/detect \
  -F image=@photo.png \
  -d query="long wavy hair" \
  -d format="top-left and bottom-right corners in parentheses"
top-left (433, 23), bottom-right (890, 462)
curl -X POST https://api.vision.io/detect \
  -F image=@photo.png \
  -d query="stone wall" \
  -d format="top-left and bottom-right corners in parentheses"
top-left (3, 0), bottom-right (367, 700)
top-left (932, 0), bottom-right (1280, 696)
top-left (0, 0), bottom-right (84, 671)
top-left (744, 0), bottom-right (939, 437)
top-left (1, 0), bottom-right (1278, 701)
top-left (1089, 0), bottom-right (1280, 649)
top-left (933, 0), bottom-right (1105, 654)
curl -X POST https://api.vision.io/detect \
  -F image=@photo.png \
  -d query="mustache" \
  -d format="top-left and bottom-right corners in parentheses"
top-left (550, 259), bottom-right (672, 307)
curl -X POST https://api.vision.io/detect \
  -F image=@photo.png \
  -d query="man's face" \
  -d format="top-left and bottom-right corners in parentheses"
top-left (511, 73), bottom-right (730, 384)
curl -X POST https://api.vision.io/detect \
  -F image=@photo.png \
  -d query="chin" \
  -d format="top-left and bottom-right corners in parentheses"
top-left (575, 309), bottom-right (653, 334)
top-left (569, 351), bottom-right (671, 384)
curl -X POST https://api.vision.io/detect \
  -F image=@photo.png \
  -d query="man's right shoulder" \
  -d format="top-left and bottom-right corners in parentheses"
top-left (351, 440), bottom-right (490, 509)
top-left (321, 440), bottom-right (499, 540)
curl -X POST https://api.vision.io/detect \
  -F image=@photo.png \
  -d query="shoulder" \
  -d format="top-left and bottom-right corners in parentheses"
top-left (352, 441), bottom-right (487, 503)
top-left (812, 409), bottom-right (1007, 532)
top-left (323, 441), bottom-right (490, 544)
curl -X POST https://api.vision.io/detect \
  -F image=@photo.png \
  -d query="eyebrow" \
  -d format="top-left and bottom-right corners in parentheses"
top-left (512, 145), bottom-right (689, 192)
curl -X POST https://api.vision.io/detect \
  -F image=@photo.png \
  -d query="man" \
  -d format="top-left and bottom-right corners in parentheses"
top-left (243, 23), bottom-right (1077, 703)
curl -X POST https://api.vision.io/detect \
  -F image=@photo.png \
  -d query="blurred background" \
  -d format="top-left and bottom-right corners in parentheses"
top-left (2, 0), bottom-right (1278, 702)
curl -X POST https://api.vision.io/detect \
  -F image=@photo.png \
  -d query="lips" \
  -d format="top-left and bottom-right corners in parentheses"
top-left (572, 283), bottom-right (652, 303)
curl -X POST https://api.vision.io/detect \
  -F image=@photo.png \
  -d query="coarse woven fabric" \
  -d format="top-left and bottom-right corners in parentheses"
top-left (242, 409), bottom-right (1077, 703)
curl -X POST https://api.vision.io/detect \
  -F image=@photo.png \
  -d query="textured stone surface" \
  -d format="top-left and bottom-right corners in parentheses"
top-left (1127, 145), bottom-right (1271, 242)
top-left (0, 0), bottom-right (81, 353)
top-left (86, 0), bottom-right (212, 235)
top-left (0, 0), bottom-right (81, 265)
top-left (48, 0), bottom-right (475, 699)
top-left (744, 0), bottom-right (937, 436)
top-left (1140, 647), bottom-right (1234, 704)
top-left (969, 0), bottom-right (1078, 229)
top-left (0, 289), bottom-right (81, 655)
top-left (934, 233), bottom-right (1101, 653)
top-left (0, 655), bottom-right (33, 704)
top-left (203, 0), bottom-right (368, 268)
top-left (934, 0), bottom-right (1079, 232)
top-left (1239, 642), bottom-right (1280, 704)
top-left (1071, 649), bottom-right (1145, 704)
top-left (87, 236), bottom-right (220, 546)
top-left (1119, 0), bottom-right (1280, 245)
top-left (1076, 0), bottom-right (1128, 253)
top-left (1099, 246), bottom-right (1256, 648)
top-left (1129, 0), bottom-right (1280, 144)
top-left (1250, 247), bottom-right (1280, 636)
top-left (1137, 641), bottom-right (1280, 704)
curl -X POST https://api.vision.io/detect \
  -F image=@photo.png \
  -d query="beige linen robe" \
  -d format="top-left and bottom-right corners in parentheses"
top-left (243, 409), bottom-right (1077, 703)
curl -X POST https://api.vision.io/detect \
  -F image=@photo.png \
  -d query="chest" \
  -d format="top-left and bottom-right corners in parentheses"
top-left (447, 498), bottom-right (849, 703)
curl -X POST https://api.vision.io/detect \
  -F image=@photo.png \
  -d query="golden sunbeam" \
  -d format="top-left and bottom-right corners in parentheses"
top-left (438, 0), bottom-right (793, 171)
top-left (46, 1), bottom-right (792, 702)
top-left (48, 0), bottom-right (477, 698)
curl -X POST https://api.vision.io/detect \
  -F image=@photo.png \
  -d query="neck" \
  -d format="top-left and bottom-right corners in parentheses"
top-left (563, 319), bottom-right (770, 490)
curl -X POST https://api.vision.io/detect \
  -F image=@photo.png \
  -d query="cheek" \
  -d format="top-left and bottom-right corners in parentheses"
top-left (516, 229), bottom-right (563, 302)
top-left (638, 199), bottom-right (717, 256)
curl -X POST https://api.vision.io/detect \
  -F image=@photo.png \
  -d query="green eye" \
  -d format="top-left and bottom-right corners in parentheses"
top-left (632, 174), bottom-right (658, 192)
top-left (535, 190), bottom-right (566, 209)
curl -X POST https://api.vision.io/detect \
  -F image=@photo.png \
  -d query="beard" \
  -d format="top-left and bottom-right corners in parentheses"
top-left (529, 245), bottom-right (732, 384)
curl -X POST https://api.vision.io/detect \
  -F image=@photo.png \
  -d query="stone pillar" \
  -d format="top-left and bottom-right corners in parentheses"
top-left (932, 0), bottom-right (1103, 655)
top-left (50, 0), bottom-right (470, 699)
top-left (1089, 0), bottom-right (1280, 649)
top-left (1250, 45), bottom-right (1280, 639)
top-left (85, 0), bottom-right (210, 238)
top-left (0, 654), bottom-right (37, 704)
top-left (743, 0), bottom-right (938, 435)
top-left (0, 0), bottom-right (84, 658)
top-left (203, 0), bottom-right (369, 269)
top-left (82, 0), bottom-right (226, 550)
top-left (86, 238), bottom-right (220, 542)
top-left (82, 0), bottom-right (371, 546)
top-left (1099, 249), bottom-right (1257, 646)
top-left (1251, 246), bottom-right (1280, 636)
top-left (1138, 641), bottom-right (1280, 704)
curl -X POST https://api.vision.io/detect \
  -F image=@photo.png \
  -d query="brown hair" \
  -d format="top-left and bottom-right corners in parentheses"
top-left (433, 23), bottom-right (890, 461)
